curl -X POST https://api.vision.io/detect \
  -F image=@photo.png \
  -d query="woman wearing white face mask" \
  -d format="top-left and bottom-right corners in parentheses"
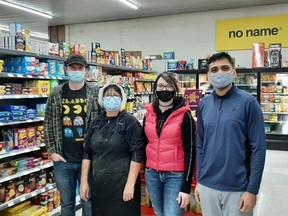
top-left (80, 84), bottom-right (145, 216)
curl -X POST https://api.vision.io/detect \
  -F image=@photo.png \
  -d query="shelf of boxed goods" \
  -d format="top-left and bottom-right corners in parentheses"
top-left (0, 94), bottom-right (49, 99)
top-left (0, 72), bottom-right (67, 81)
top-left (0, 116), bottom-right (44, 126)
top-left (0, 183), bottom-right (56, 211)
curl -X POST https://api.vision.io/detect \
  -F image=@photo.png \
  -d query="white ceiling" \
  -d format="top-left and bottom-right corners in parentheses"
top-left (0, 0), bottom-right (288, 36)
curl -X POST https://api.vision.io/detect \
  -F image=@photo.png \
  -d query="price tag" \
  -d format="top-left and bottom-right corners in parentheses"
top-left (20, 196), bottom-right (26, 202)
top-left (58, 77), bottom-right (63, 80)
top-left (15, 95), bottom-right (21, 99)
top-left (17, 74), bottom-right (24, 78)
top-left (48, 185), bottom-right (54, 190)
top-left (40, 188), bottom-right (46, 193)
top-left (38, 76), bottom-right (44, 79)
top-left (31, 192), bottom-right (37, 197)
top-left (7, 201), bottom-right (14, 207)
top-left (27, 75), bottom-right (33, 78)
top-left (7, 73), bottom-right (14, 77)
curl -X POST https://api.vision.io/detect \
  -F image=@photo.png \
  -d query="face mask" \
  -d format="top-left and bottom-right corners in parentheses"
top-left (156, 90), bottom-right (175, 102)
top-left (68, 71), bottom-right (85, 83)
top-left (103, 96), bottom-right (122, 111)
top-left (209, 72), bottom-right (234, 89)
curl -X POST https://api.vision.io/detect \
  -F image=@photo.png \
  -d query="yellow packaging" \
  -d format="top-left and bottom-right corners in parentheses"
top-left (2, 201), bottom-right (31, 215)
top-left (16, 205), bottom-right (47, 216)
top-left (25, 80), bottom-right (50, 95)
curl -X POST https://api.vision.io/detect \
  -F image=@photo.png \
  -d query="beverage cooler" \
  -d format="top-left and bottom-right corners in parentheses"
top-left (171, 68), bottom-right (288, 151)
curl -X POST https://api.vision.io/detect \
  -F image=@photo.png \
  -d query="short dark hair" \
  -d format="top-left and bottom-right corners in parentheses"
top-left (103, 84), bottom-right (122, 99)
top-left (207, 52), bottom-right (234, 68)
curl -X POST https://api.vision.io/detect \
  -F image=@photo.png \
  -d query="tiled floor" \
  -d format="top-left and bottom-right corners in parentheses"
top-left (76, 150), bottom-right (288, 216)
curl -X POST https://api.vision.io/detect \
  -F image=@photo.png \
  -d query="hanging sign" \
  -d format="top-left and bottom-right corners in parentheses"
top-left (216, 14), bottom-right (288, 50)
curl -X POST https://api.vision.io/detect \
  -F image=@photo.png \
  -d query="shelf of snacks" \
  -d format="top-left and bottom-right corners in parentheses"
top-left (0, 161), bottom-right (53, 183)
top-left (0, 94), bottom-right (49, 99)
top-left (0, 143), bottom-right (45, 159)
top-left (0, 183), bottom-right (56, 211)
top-left (0, 116), bottom-right (44, 126)
top-left (0, 72), bottom-right (67, 80)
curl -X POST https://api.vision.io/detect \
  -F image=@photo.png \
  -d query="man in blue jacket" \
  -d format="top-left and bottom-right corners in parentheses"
top-left (195, 52), bottom-right (266, 216)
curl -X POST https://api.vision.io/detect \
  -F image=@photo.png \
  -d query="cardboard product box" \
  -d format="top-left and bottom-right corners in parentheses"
top-left (252, 42), bottom-right (265, 68)
top-left (48, 42), bottom-right (59, 56)
top-left (58, 42), bottom-right (71, 57)
top-left (5, 180), bottom-right (16, 202)
top-left (0, 183), bottom-right (6, 204)
top-left (25, 80), bottom-right (51, 95)
top-left (163, 51), bottom-right (175, 60)
top-left (198, 58), bottom-right (208, 69)
top-left (15, 177), bottom-right (25, 197)
top-left (269, 43), bottom-right (282, 67)
top-left (24, 173), bottom-right (37, 193)
top-left (36, 169), bottom-right (47, 189)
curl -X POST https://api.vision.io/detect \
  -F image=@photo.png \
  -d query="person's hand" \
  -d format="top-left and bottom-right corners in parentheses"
top-left (238, 191), bottom-right (257, 213)
top-left (177, 192), bottom-right (190, 208)
top-left (123, 182), bottom-right (135, 202)
top-left (80, 181), bottom-right (90, 201)
top-left (50, 153), bottom-right (67, 162)
top-left (195, 184), bottom-right (201, 204)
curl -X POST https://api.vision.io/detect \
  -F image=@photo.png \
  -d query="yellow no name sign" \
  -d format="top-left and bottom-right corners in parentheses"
top-left (216, 14), bottom-right (288, 50)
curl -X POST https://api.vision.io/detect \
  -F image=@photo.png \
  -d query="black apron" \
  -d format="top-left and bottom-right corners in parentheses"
top-left (89, 116), bottom-right (141, 216)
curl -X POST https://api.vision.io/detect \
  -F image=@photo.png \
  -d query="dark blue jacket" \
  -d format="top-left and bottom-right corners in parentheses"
top-left (197, 85), bottom-right (266, 194)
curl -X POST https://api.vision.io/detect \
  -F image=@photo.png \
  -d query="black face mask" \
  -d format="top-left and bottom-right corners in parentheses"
top-left (156, 90), bottom-right (175, 102)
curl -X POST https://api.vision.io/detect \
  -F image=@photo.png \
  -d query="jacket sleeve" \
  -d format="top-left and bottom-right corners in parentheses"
top-left (125, 115), bottom-right (145, 163)
top-left (44, 93), bottom-right (56, 156)
top-left (246, 98), bottom-right (266, 194)
top-left (180, 111), bottom-right (196, 194)
top-left (196, 102), bottom-right (204, 182)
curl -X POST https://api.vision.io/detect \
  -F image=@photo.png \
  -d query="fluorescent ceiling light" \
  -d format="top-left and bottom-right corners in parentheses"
top-left (119, 0), bottom-right (138, 10)
top-left (0, 0), bottom-right (52, 19)
top-left (0, 25), bottom-right (49, 40)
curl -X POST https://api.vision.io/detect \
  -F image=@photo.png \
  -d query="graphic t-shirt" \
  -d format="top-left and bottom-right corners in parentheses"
top-left (62, 84), bottom-right (87, 161)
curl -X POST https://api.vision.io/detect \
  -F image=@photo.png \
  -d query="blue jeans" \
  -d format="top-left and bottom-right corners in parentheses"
top-left (145, 168), bottom-right (184, 216)
top-left (53, 161), bottom-right (92, 216)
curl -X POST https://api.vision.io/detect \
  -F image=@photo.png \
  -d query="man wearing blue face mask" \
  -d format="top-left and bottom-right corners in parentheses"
top-left (195, 52), bottom-right (266, 216)
top-left (44, 54), bottom-right (101, 216)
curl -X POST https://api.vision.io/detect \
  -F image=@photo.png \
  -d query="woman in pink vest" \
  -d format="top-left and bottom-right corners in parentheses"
top-left (144, 72), bottom-right (196, 216)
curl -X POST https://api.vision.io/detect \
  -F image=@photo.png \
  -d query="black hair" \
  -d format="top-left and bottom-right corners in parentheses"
top-left (207, 52), bottom-right (234, 68)
top-left (103, 84), bottom-right (122, 99)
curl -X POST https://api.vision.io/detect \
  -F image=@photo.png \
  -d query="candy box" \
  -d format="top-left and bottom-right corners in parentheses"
top-left (24, 173), bottom-right (36, 193)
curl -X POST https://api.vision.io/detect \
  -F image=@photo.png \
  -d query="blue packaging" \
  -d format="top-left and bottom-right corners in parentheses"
top-left (167, 60), bottom-right (178, 70)
top-left (163, 51), bottom-right (175, 60)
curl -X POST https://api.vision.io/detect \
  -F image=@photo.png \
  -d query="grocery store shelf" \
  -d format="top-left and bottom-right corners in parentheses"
top-left (261, 93), bottom-right (288, 95)
top-left (135, 78), bottom-right (155, 82)
top-left (265, 121), bottom-right (288, 123)
top-left (0, 162), bottom-right (53, 183)
top-left (263, 112), bottom-right (288, 114)
top-left (134, 92), bottom-right (153, 95)
top-left (0, 143), bottom-right (45, 159)
top-left (0, 94), bottom-right (48, 99)
top-left (0, 117), bottom-right (44, 126)
top-left (0, 183), bottom-right (56, 211)
top-left (0, 72), bottom-right (67, 80)
top-left (0, 48), bottom-right (66, 61)
top-left (261, 102), bottom-right (288, 105)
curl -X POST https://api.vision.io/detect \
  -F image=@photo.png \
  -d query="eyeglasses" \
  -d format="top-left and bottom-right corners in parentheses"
top-left (156, 83), bottom-right (174, 91)
top-left (103, 95), bottom-right (121, 100)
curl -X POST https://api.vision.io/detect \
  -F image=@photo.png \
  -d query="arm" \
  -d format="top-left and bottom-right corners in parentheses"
top-left (178, 111), bottom-right (196, 208)
top-left (123, 115), bottom-right (145, 201)
top-left (123, 161), bottom-right (141, 201)
top-left (80, 159), bottom-right (91, 201)
top-left (80, 123), bottom-right (94, 201)
top-left (44, 93), bottom-right (66, 162)
top-left (239, 98), bottom-right (266, 213)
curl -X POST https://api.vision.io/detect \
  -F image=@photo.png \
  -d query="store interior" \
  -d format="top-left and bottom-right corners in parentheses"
top-left (1, 0), bottom-right (288, 215)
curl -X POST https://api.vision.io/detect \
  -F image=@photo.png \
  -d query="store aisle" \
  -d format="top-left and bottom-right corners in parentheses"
top-left (254, 150), bottom-right (288, 216)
